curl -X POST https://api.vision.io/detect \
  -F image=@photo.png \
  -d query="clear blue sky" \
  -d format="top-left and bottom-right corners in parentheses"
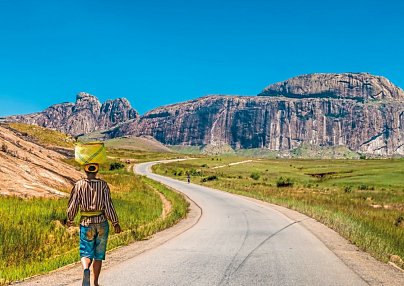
top-left (0, 0), bottom-right (403, 116)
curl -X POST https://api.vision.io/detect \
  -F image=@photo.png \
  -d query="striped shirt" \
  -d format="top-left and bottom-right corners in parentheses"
top-left (67, 179), bottom-right (119, 226)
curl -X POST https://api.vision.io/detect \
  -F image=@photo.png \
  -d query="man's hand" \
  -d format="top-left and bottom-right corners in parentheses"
top-left (114, 223), bottom-right (122, 234)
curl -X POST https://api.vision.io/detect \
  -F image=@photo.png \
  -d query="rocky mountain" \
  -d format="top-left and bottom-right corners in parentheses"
top-left (6, 92), bottom-right (138, 136)
top-left (107, 73), bottom-right (404, 156)
top-left (7, 73), bottom-right (404, 156)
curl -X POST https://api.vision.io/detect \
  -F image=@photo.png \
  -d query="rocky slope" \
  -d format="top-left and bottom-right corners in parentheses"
top-left (107, 73), bottom-right (404, 156)
top-left (6, 92), bottom-right (138, 136)
top-left (0, 124), bottom-right (82, 197)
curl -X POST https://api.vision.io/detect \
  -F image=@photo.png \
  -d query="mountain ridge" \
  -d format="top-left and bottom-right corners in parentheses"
top-left (6, 72), bottom-right (404, 156)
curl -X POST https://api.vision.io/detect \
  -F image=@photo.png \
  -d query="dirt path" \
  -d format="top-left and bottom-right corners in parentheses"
top-left (211, 159), bottom-right (253, 169)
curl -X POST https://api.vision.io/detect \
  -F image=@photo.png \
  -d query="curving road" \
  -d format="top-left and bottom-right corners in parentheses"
top-left (92, 161), bottom-right (368, 285)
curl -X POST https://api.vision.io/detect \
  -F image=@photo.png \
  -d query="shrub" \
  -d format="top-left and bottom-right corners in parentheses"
top-left (109, 162), bottom-right (125, 171)
top-left (394, 215), bottom-right (404, 227)
top-left (188, 168), bottom-right (203, 176)
top-left (250, 172), bottom-right (261, 180)
top-left (276, 177), bottom-right (294, 187)
top-left (344, 186), bottom-right (352, 193)
top-left (358, 184), bottom-right (374, 190)
top-left (173, 169), bottom-right (184, 176)
top-left (358, 184), bottom-right (368, 190)
top-left (201, 175), bottom-right (218, 182)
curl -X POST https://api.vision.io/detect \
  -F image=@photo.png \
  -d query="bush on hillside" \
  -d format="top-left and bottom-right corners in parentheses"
top-left (173, 168), bottom-right (184, 176)
top-left (250, 172), bottom-right (261, 180)
top-left (276, 176), bottom-right (294, 187)
top-left (201, 175), bottom-right (218, 182)
top-left (109, 162), bottom-right (125, 171)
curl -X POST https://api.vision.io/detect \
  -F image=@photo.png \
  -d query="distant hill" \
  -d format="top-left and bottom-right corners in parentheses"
top-left (104, 136), bottom-right (173, 153)
top-left (0, 123), bottom-right (82, 197)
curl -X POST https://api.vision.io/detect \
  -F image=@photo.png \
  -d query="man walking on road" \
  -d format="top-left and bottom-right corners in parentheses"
top-left (67, 163), bottom-right (122, 286)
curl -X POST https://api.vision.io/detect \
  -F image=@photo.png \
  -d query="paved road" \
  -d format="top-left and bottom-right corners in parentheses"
top-left (90, 161), bottom-right (368, 286)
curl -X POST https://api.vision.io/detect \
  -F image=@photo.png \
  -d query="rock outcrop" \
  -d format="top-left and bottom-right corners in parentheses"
top-left (107, 73), bottom-right (404, 156)
top-left (0, 124), bottom-right (82, 197)
top-left (258, 73), bottom-right (404, 101)
top-left (7, 92), bottom-right (138, 135)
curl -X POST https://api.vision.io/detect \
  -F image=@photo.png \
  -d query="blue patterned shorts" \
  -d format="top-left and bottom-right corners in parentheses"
top-left (79, 220), bottom-right (109, 260)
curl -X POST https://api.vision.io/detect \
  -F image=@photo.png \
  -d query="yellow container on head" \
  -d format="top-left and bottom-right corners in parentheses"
top-left (75, 142), bottom-right (106, 165)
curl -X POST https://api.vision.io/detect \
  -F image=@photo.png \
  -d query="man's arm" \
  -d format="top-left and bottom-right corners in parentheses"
top-left (66, 183), bottom-right (80, 226)
top-left (103, 183), bottom-right (121, 233)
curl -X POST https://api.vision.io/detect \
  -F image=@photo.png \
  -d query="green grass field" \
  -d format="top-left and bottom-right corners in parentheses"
top-left (153, 157), bottom-right (404, 269)
top-left (0, 165), bottom-right (189, 285)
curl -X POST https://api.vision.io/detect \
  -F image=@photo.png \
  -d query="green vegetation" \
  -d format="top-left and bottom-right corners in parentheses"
top-left (290, 143), bottom-right (360, 159)
top-left (109, 162), bottom-right (125, 170)
top-left (250, 172), bottom-right (261, 180)
top-left (235, 148), bottom-right (280, 158)
top-left (5, 123), bottom-right (75, 148)
top-left (154, 157), bottom-right (404, 268)
top-left (0, 166), bottom-right (189, 285)
top-left (166, 144), bottom-right (361, 159)
top-left (276, 176), bottom-right (294, 187)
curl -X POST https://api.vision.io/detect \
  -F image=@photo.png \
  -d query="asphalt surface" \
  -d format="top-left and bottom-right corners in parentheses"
top-left (75, 161), bottom-right (367, 286)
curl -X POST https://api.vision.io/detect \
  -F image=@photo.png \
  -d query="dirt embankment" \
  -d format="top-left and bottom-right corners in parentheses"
top-left (0, 125), bottom-right (82, 197)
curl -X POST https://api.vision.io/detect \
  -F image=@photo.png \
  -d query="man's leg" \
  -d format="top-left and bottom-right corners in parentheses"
top-left (93, 221), bottom-right (109, 286)
top-left (80, 224), bottom-right (95, 286)
top-left (81, 257), bottom-right (93, 269)
top-left (93, 260), bottom-right (102, 286)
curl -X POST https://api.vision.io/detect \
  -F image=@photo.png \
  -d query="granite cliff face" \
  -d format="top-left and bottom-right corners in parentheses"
top-left (7, 92), bottom-right (138, 135)
top-left (108, 73), bottom-right (404, 156)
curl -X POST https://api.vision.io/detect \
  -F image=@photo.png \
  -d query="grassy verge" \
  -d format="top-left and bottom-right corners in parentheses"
top-left (153, 157), bottom-right (404, 268)
top-left (0, 168), bottom-right (189, 285)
